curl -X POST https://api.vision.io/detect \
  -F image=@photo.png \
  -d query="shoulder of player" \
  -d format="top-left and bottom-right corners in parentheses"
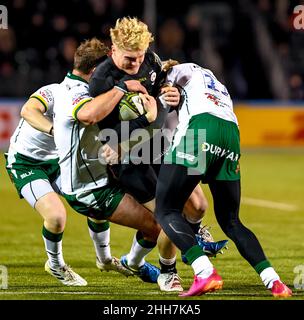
top-left (29, 83), bottom-right (60, 109)
top-left (33, 83), bottom-right (59, 96)
top-left (92, 57), bottom-right (115, 78)
top-left (57, 78), bottom-right (90, 107)
top-left (61, 76), bottom-right (89, 94)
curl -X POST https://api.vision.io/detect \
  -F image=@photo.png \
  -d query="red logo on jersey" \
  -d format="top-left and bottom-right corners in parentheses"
top-left (72, 93), bottom-right (87, 105)
top-left (39, 89), bottom-right (53, 104)
top-left (205, 93), bottom-right (220, 106)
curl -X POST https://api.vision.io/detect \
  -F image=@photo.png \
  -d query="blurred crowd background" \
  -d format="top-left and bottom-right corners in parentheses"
top-left (1, 0), bottom-right (304, 100)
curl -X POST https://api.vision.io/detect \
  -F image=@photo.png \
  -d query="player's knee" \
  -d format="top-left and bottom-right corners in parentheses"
top-left (200, 196), bottom-right (208, 214)
top-left (193, 199), bottom-right (208, 218)
top-left (44, 209), bottom-right (66, 233)
top-left (47, 215), bottom-right (66, 233)
top-left (183, 197), bottom-right (208, 221)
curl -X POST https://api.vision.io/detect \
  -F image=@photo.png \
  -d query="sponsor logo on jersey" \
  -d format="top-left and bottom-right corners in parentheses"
top-left (20, 170), bottom-right (34, 179)
top-left (72, 93), bottom-right (89, 105)
top-left (136, 77), bottom-right (147, 83)
top-left (39, 89), bottom-right (54, 103)
top-left (39, 89), bottom-right (53, 104)
top-left (176, 151), bottom-right (196, 162)
top-left (202, 142), bottom-right (239, 162)
top-left (150, 71), bottom-right (156, 83)
top-left (204, 93), bottom-right (231, 109)
top-left (205, 93), bottom-right (220, 106)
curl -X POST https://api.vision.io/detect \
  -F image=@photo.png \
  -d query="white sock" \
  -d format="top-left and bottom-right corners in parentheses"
top-left (159, 255), bottom-right (176, 266)
top-left (191, 255), bottom-right (213, 278)
top-left (260, 267), bottom-right (280, 289)
top-left (127, 234), bottom-right (154, 269)
top-left (88, 227), bottom-right (112, 263)
top-left (43, 236), bottom-right (65, 268)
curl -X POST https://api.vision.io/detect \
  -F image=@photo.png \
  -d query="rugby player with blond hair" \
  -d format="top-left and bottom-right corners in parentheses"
top-left (89, 17), bottom-right (227, 292)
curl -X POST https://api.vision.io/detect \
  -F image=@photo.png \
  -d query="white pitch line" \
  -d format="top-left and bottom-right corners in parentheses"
top-left (1, 291), bottom-right (302, 297)
top-left (241, 197), bottom-right (298, 212)
top-left (0, 291), bottom-right (161, 295)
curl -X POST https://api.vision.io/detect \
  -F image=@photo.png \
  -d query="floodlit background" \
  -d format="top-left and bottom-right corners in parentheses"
top-left (0, 0), bottom-right (303, 300)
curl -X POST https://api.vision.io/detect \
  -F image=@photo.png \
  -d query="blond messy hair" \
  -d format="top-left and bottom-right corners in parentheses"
top-left (74, 38), bottom-right (109, 74)
top-left (110, 17), bottom-right (154, 51)
top-left (161, 59), bottom-right (180, 72)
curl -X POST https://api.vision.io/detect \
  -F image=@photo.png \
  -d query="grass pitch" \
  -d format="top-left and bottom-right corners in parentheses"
top-left (0, 149), bottom-right (304, 300)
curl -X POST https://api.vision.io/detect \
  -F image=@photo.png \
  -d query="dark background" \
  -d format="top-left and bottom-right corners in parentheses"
top-left (1, 0), bottom-right (304, 100)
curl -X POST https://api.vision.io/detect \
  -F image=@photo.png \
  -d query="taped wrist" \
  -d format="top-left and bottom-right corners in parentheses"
top-left (114, 80), bottom-right (128, 93)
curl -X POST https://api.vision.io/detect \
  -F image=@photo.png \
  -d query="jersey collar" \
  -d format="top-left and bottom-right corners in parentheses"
top-left (66, 72), bottom-right (88, 84)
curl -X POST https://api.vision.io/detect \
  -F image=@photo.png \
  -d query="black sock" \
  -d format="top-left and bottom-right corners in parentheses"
top-left (185, 220), bottom-right (201, 234)
top-left (159, 259), bottom-right (177, 274)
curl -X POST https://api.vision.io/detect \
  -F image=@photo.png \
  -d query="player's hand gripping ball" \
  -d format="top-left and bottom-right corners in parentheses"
top-left (118, 92), bottom-right (146, 121)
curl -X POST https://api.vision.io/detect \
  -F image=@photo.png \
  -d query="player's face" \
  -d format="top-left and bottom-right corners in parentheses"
top-left (112, 45), bottom-right (146, 75)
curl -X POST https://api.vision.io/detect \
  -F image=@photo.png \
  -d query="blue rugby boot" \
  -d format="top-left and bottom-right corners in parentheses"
top-left (197, 225), bottom-right (228, 257)
top-left (196, 238), bottom-right (229, 257)
top-left (181, 239), bottom-right (229, 263)
top-left (120, 255), bottom-right (160, 283)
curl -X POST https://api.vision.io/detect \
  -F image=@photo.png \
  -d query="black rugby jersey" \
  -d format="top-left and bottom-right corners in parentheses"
top-left (89, 49), bottom-right (162, 98)
top-left (88, 49), bottom-right (163, 141)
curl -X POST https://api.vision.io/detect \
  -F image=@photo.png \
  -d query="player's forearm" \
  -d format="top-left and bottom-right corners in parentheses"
top-left (21, 102), bottom-right (53, 134)
top-left (77, 88), bottom-right (124, 125)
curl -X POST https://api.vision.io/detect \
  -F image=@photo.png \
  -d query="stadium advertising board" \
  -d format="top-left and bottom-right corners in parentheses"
top-left (0, 100), bottom-right (304, 150)
top-left (0, 100), bottom-right (24, 150)
top-left (235, 103), bottom-right (304, 147)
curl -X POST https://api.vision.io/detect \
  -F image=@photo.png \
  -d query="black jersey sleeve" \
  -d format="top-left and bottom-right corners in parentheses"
top-left (89, 73), bottom-right (114, 97)
top-left (89, 58), bottom-right (117, 97)
top-left (146, 50), bottom-right (163, 96)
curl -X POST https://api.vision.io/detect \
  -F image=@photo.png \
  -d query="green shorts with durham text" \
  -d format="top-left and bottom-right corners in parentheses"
top-left (165, 113), bottom-right (241, 182)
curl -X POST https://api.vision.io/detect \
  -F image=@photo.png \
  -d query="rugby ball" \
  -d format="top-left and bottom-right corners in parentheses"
top-left (118, 92), bottom-right (146, 121)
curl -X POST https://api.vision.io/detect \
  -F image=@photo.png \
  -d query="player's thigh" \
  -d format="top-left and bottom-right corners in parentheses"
top-left (156, 164), bottom-right (200, 212)
top-left (108, 193), bottom-right (160, 240)
top-left (21, 178), bottom-right (58, 209)
top-left (34, 191), bottom-right (66, 224)
top-left (118, 164), bottom-right (157, 204)
top-left (183, 184), bottom-right (208, 220)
